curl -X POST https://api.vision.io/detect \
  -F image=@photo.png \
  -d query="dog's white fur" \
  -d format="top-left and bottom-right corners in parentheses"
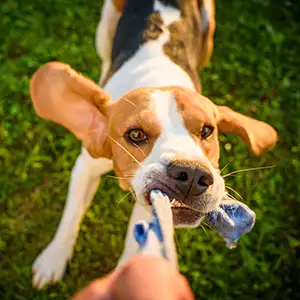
top-left (132, 90), bottom-right (224, 216)
top-left (118, 90), bottom-right (225, 266)
top-left (32, 151), bottom-right (112, 288)
top-left (102, 5), bottom-right (194, 100)
top-left (95, 0), bottom-right (121, 84)
top-left (32, 0), bottom-right (214, 289)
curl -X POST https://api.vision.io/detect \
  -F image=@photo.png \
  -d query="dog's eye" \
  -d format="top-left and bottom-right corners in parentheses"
top-left (201, 126), bottom-right (214, 139)
top-left (126, 129), bottom-right (148, 144)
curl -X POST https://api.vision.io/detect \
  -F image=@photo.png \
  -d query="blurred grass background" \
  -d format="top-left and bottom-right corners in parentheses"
top-left (0, 0), bottom-right (300, 299)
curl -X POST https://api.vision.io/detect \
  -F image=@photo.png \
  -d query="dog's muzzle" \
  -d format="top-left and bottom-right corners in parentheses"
top-left (144, 162), bottom-right (216, 214)
top-left (166, 163), bottom-right (213, 198)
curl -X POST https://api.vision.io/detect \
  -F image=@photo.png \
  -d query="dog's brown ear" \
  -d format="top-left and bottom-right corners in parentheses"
top-left (217, 106), bottom-right (278, 156)
top-left (30, 62), bottom-right (112, 158)
top-left (198, 0), bottom-right (216, 68)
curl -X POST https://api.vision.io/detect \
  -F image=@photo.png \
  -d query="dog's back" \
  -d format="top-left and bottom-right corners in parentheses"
top-left (96, 0), bottom-right (215, 100)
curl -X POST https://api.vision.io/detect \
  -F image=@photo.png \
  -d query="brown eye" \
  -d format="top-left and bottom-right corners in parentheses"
top-left (201, 126), bottom-right (214, 139)
top-left (126, 129), bottom-right (148, 144)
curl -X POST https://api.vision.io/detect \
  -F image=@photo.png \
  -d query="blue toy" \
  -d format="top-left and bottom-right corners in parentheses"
top-left (133, 190), bottom-right (256, 263)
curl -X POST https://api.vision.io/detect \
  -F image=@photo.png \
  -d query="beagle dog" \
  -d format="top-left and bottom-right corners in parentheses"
top-left (30, 0), bottom-right (278, 289)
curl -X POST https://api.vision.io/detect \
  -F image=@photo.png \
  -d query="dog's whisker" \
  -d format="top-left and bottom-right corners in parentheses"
top-left (223, 165), bottom-right (276, 178)
top-left (136, 201), bottom-right (152, 209)
top-left (226, 193), bottom-right (240, 204)
top-left (199, 223), bottom-right (209, 237)
top-left (106, 174), bottom-right (134, 180)
top-left (133, 143), bottom-right (147, 158)
top-left (174, 232), bottom-right (181, 257)
top-left (220, 160), bottom-right (233, 174)
top-left (128, 188), bottom-right (137, 204)
top-left (108, 135), bottom-right (143, 167)
top-left (177, 200), bottom-right (206, 215)
top-left (117, 191), bottom-right (132, 206)
top-left (202, 220), bottom-right (212, 229)
top-left (225, 185), bottom-right (243, 201)
top-left (177, 202), bottom-right (208, 215)
top-left (123, 96), bottom-right (137, 108)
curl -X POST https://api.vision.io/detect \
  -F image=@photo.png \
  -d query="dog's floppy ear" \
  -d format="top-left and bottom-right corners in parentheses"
top-left (30, 62), bottom-right (112, 158)
top-left (216, 106), bottom-right (278, 156)
top-left (198, 0), bottom-right (216, 68)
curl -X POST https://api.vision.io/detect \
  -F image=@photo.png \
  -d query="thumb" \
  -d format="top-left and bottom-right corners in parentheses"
top-left (110, 255), bottom-right (193, 300)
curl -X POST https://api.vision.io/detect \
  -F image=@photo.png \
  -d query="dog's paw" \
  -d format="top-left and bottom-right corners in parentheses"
top-left (32, 242), bottom-right (73, 289)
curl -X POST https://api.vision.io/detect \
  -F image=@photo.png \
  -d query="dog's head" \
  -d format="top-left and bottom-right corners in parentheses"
top-left (30, 62), bottom-right (278, 227)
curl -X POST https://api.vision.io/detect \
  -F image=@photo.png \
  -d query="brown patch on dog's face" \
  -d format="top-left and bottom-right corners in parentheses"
top-left (106, 86), bottom-right (221, 192)
top-left (107, 89), bottom-right (161, 190)
top-left (172, 88), bottom-right (220, 167)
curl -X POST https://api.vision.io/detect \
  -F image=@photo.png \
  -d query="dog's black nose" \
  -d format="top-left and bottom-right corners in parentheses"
top-left (167, 164), bottom-right (213, 195)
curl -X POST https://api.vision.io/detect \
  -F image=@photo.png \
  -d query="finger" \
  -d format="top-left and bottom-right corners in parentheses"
top-left (71, 274), bottom-right (113, 300)
top-left (176, 274), bottom-right (195, 300)
top-left (111, 255), bottom-right (181, 300)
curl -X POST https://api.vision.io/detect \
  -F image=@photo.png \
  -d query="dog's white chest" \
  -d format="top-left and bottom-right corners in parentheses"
top-left (104, 39), bottom-right (195, 101)
top-left (102, 0), bottom-right (195, 101)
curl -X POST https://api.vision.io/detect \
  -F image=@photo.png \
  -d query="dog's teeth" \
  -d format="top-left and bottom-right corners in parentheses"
top-left (170, 199), bottom-right (188, 208)
top-left (170, 199), bottom-right (181, 207)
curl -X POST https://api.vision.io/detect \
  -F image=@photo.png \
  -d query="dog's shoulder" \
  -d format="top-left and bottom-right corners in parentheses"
top-left (103, 0), bottom-right (213, 92)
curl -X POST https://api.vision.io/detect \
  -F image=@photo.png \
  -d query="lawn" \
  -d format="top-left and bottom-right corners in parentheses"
top-left (0, 0), bottom-right (300, 299)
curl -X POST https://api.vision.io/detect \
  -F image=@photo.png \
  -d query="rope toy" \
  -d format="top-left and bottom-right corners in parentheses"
top-left (134, 190), bottom-right (256, 265)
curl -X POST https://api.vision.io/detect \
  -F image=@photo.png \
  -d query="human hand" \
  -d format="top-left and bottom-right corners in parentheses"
top-left (72, 255), bottom-right (194, 300)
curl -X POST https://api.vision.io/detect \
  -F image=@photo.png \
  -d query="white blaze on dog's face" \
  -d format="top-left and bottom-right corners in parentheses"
top-left (30, 63), bottom-right (278, 228)
top-left (108, 86), bottom-right (224, 227)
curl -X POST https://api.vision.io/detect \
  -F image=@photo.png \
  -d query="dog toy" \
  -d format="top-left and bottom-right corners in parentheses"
top-left (133, 191), bottom-right (256, 264)
top-left (205, 197), bottom-right (256, 248)
top-left (134, 190), bottom-right (178, 269)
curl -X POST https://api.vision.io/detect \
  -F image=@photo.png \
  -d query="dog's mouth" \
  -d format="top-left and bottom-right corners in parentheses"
top-left (144, 188), bottom-right (205, 213)
top-left (142, 188), bottom-right (206, 227)
top-left (169, 199), bottom-right (190, 208)
top-left (142, 189), bottom-right (256, 248)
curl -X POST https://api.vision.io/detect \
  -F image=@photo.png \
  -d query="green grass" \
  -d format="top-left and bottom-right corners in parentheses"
top-left (0, 0), bottom-right (300, 299)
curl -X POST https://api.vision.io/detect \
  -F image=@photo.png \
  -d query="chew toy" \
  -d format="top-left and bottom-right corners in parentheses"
top-left (134, 190), bottom-right (256, 264)
top-left (205, 197), bottom-right (256, 248)
top-left (134, 190), bottom-right (178, 269)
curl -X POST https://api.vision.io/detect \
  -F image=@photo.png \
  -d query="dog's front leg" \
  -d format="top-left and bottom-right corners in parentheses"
top-left (32, 148), bottom-right (112, 289)
top-left (117, 202), bottom-right (152, 268)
